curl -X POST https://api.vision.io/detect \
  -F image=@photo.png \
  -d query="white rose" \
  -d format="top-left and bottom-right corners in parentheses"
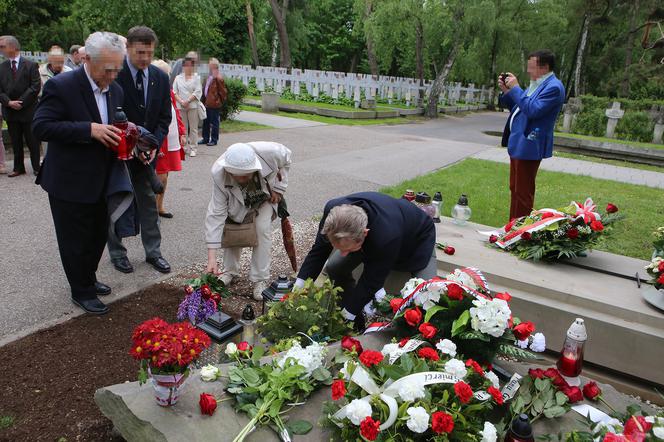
top-left (398, 379), bottom-right (426, 402)
top-left (480, 421), bottom-right (497, 442)
top-left (435, 339), bottom-right (457, 357)
top-left (225, 342), bottom-right (238, 355)
top-left (406, 406), bottom-right (430, 434)
top-left (444, 358), bottom-right (467, 379)
top-left (530, 333), bottom-right (546, 352)
top-left (485, 371), bottom-right (500, 389)
top-left (200, 364), bottom-right (220, 382)
top-left (345, 399), bottom-right (372, 425)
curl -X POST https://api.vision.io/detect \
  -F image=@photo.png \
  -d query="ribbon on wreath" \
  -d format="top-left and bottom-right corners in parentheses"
top-left (495, 214), bottom-right (566, 249)
top-left (572, 197), bottom-right (601, 224)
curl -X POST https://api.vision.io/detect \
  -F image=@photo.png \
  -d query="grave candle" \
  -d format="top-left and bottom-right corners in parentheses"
top-left (556, 318), bottom-right (587, 385)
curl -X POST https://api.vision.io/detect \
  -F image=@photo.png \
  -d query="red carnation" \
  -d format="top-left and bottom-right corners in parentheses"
top-left (603, 434), bottom-right (630, 442)
top-left (465, 358), bottom-right (485, 376)
top-left (417, 347), bottom-right (440, 361)
top-left (431, 411), bottom-right (454, 434)
top-left (446, 283), bottom-right (465, 301)
top-left (489, 234), bottom-right (498, 244)
top-left (488, 386), bottom-right (504, 405)
top-left (582, 381), bottom-right (601, 401)
top-left (360, 416), bottom-right (380, 441)
top-left (590, 220), bottom-right (604, 232)
top-left (237, 341), bottom-right (250, 352)
top-left (658, 274), bottom-right (664, 285)
top-left (541, 212), bottom-right (555, 219)
top-left (390, 298), bottom-right (405, 313)
top-left (444, 246), bottom-right (455, 255)
top-left (359, 350), bottom-right (384, 367)
top-left (528, 368), bottom-right (545, 379)
top-left (199, 393), bottom-right (217, 416)
top-left (513, 321), bottom-right (535, 341)
top-left (658, 261), bottom-right (664, 273)
top-left (561, 386), bottom-right (583, 403)
top-left (398, 337), bottom-right (410, 347)
top-left (494, 291), bottom-right (512, 302)
top-left (505, 218), bottom-right (517, 232)
top-left (404, 307), bottom-right (423, 326)
top-left (341, 336), bottom-right (363, 355)
top-left (201, 284), bottom-right (212, 300)
top-left (331, 379), bottom-right (347, 401)
top-left (454, 381), bottom-right (473, 404)
top-left (624, 415), bottom-right (652, 439)
top-left (521, 232), bottom-right (532, 241)
top-left (567, 228), bottom-right (579, 239)
top-left (419, 322), bottom-right (438, 339)
top-left (606, 203), bottom-right (618, 214)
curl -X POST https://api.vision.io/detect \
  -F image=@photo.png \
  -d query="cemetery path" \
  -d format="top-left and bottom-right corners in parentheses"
top-left (234, 110), bottom-right (326, 128)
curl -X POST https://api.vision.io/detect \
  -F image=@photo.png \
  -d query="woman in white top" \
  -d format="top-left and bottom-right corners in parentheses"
top-left (173, 55), bottom-right (202, 157)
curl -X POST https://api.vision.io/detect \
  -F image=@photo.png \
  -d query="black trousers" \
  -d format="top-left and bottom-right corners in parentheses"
top-left (49, 194), bottom-right (108, 300)
top-left (7, 120), bottom-right (40, 173)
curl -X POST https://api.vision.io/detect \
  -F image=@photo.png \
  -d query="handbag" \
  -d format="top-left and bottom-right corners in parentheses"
top-left (197, 99), bottom-right (207, 121)
top-left (221, 210), bottom-right (258, 248)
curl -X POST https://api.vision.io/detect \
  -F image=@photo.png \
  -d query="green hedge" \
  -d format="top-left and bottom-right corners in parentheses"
top-left (220, 78), bottom-right (247, 121)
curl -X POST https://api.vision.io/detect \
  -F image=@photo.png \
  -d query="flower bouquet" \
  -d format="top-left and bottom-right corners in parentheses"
top-left (178, 273), bottom-right (230, 324)
top-left (488, 198), bottom-right (623, 261)
top-left (645, 256), bottom-right (664, 291)
top-left (376, 268), bottom-right (545, 364)
top-left (130, 318), bottom-right (211, 406)
top-left (224, 337), bottom-right (334, 441)
top-left (256, 279), bottom-right (353, 350)
top-left (322, 335), bottom-right (504, 441)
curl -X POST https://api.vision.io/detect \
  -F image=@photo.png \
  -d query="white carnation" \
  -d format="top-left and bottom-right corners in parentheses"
top-left (444, 358), bottom-right (467, 379)
top-left (345, 399), bottom-right (372, 425)
top-left (398, 379), bottom-right (426, 402)
top-left (530, 333), bottom-right (546, 352)
top-left (401, 278), bottom-right (425, 297)
top-left (406, 406), bottom-right (430, 434)
top-left (225, 342), bottom-right (238, 355)
top-left (277, 341), bottom-right (326, 377)
top-left (480, 421), bottom-right (497, 442)
top-left (516, 339), bottom-right (529, 349)
top-left (435, 339), bottom-right (457, 357)
top-left (469, 298), bottom-right (511, 338)
top-left (200, 364), bottom-right (220, 382)
top-left (485, 371), bottom-right (500, 389)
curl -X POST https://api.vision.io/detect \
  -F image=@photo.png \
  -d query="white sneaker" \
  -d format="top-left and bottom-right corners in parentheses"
top-left (220, 273), bottom-right (234, 287)
top-left (253, 280), bottom-right (268, 301)
top-left (190, 147), bottom-right (197, 157)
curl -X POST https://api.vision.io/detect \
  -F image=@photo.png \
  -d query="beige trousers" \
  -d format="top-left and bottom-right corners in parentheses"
top-left (181, 107), bottom-right (200, 148)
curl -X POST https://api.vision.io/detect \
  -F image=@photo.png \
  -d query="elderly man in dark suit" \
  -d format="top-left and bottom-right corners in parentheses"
top-left (0, 35), bottom-right (41, 177)
top-left (107, 26), bottom-right (172, 274)
top-left (33, 32), bottom-right (126, 314)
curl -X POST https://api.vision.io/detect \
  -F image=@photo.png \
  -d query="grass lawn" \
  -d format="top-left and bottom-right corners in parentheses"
top-left (553, 151), bottom-right (664, 173)
top-left (555, 131), bottom-right (664, 151)
top-left (239, 105), bottom-right (423, 126)
top-left (381, 158), bottom-right (663, 260)
top-left (221, 119), bottom-right (272, 132)
top-left (245, 95), bottom-right (410, 112)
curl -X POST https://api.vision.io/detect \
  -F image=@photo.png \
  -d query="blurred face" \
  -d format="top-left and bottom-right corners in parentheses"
top-left (78, 47), bottom-right (86, 59)
top-left (329, 231), bottom-right (368, 257)
top-left (0, 39), bottom-right (5, 57)
top-left (127, 41), bottom-right (155, 70)
top-left (209, 63), bottom-right (218, 75)
top-left (1, 40), bottom-right (18, 58)
top-left (230, 173), bottom-right (252, 185)
top-left (49, 55), bottom-right (65, 73)
top-left (86, 50), bottom-right (124, 89)
top-left (183, 59), bottom-right (195, 75)
top-left (527, 57), bottom-right (549, 81)
top-left (72, 50), bottom-right (81, 64)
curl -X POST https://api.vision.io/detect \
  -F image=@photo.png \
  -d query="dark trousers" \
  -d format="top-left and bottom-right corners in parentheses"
top-left (509, 158), bottom-right (541, 220)
top-left (107, 160), bottom-right (161, 260)
top-left (201, 107), bottom-right (220, 144)
top-left (7, 120), bottom-right (40, 173)
top-left (49, 194), bottom-right (108, 300)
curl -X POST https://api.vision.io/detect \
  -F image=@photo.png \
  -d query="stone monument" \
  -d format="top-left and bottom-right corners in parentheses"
top-left (562, 97), bottom-right (583, 133)
top-left (604, 101), bottom-right (625, 138)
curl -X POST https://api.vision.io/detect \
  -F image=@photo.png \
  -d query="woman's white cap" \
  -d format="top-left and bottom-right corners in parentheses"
top-left (219, 143), bottom-right (262, 175)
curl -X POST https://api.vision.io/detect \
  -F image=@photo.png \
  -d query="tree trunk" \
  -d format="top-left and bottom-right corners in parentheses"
top-left (268, 0), bottom-right (292, 70)
top-left (364, 0), bottom-right (379, 75)
top-left (426, 43), bottom-right (461, 118)
top-left (415, 19), bottom-right (425, 105)
top-left (620, 0), bottom-right (639, 97)
top-left (246, 0), bottom-right (260, 68)
top-left (270, 31), bottom-right (279, 67)
top-left (487, 0), bottom-right (502, 110)
top-left (573, 13), bottom-right (590, 97)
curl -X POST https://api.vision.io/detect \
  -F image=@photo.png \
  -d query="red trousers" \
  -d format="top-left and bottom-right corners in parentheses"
top-left (509, 158), bottom-right (541, 220)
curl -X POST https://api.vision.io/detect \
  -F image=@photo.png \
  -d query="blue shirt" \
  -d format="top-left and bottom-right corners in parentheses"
top-left (126, 58), bottom-right (149, 104)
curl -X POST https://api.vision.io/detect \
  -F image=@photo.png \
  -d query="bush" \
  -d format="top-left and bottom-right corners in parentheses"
top-left (615, 111), bottom-right (655, 143)
top-left (220, 78), bottom-right (247, 121)
top-left (572, 108), bottom-right (607, 137)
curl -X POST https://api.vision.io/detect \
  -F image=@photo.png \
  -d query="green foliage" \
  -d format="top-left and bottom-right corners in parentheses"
top-left (0, 415), bottom-right (14, 430)
top-left (572, 108), bottom-right (606, 137)
top-left (184, 273), bottom-right (231, 298)
top-left (615, 111), bottom-right (655, 143)
top-left (220, 78), bottom-right (247, 121)
top-left (509, 375), bottom-right (571, 424)
top-left (256, 279), bottom-right (353, 349)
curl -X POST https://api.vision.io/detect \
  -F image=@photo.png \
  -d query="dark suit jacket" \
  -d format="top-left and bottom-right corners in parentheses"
top-left (33, 67), bottom-right (124, 204)
top-left (298, 192), bottom-right (436, 315)
top-left (0, 57), bottom-right (41, 122)
top-left (115, 60), bottom-right (171, 148)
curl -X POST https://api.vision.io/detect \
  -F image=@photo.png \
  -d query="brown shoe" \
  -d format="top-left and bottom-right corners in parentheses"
top-left (8, 171), bottom-right (26, 177)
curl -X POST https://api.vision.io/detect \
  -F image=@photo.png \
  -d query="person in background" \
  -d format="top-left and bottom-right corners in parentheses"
top-left (206, 142), bottom-right (292, 300)
top-left (152, 59), bottom-right (186, 219)
top-left (169, 50), bottom-right (198, 87)
top-left (498, 49), bottom-right (565, 220)
top-left (198, 57), bottom-right (227, 147)
top-left (65, 44), bottom-right (82, 70)
top-left (0, 35), bottom-right (41, 177)
top-left (78, 46), bottom-right (86, 60)
top-left (39, 46), bottom-right (72, 87)
top-left (173, 55), bottom-right (201, 157)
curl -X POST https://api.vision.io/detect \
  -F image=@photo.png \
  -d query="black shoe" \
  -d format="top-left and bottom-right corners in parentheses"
top-left (206, 142), bottom-right (215, 146)
top-left (197, 139), bottom-right (208, 145)
top-left (158, 211), bottom-right (174, 219)
top-left (72, 297), bottom-right (109, 315)
top-left (112, 257), bottom-right (134, 273)
top-left (8, 171), bottom-right (25, 177)
top-left (147, 256), bottom-right (171, 273)
top-left (95, 281), bottom-right (112, 296)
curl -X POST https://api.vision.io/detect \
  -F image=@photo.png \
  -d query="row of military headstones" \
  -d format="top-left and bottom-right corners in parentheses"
top-left (218, 64), bottom-right (489, 108)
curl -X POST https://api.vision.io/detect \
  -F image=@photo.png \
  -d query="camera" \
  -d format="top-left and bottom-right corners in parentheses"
top-left (499, 72), bottom-right (508, 84)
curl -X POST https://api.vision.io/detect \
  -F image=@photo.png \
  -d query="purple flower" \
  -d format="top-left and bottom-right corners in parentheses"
top-left (177, 289), bottom-right (216, 324)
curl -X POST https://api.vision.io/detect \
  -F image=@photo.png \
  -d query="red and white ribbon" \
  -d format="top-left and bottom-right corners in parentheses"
top-left (572, 198), bottom-right (601, 224)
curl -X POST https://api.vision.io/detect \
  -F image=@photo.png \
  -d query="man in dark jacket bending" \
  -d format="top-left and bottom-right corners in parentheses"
top-left (295, 192), bottom-right (436, 329)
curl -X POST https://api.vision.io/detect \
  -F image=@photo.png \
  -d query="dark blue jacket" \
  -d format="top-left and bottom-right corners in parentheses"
top-left (499, 74), bottom-right (565, 160)
top-left (33, 67), bottom-right (124, 203)
top-left (298, 192), bottom-right (436, 315)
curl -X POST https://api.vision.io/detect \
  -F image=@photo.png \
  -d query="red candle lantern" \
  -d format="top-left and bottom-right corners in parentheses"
top-left (112, 107), bottom-right (138, 161)
top-left (556, 318), bottom-right (587, 386)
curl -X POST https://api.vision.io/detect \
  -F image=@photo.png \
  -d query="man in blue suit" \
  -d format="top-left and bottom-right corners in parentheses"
top-left (499, 49), bottom-right (565, 219)
top-left (34, 32), bottom-right (126, 314)
top-left (295, 192), bottom-right (437, 330)
top-left (107, 26), bottom-right (173, 274)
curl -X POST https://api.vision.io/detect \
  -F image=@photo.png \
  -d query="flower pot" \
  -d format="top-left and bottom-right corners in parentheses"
top-left (148, 367), bottom-right (190, 406)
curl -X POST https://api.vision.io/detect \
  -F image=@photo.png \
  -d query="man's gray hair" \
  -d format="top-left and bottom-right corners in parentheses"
top-left (84, 32), bottom-right (126, 60)
top-left (321, 205), bottom-right (368, 242)
top-left (2, 35), bottom-right (20, 50)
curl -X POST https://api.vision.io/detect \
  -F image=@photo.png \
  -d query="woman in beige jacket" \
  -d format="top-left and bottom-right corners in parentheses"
top-left (172, 55), bottom-right (202, 157)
